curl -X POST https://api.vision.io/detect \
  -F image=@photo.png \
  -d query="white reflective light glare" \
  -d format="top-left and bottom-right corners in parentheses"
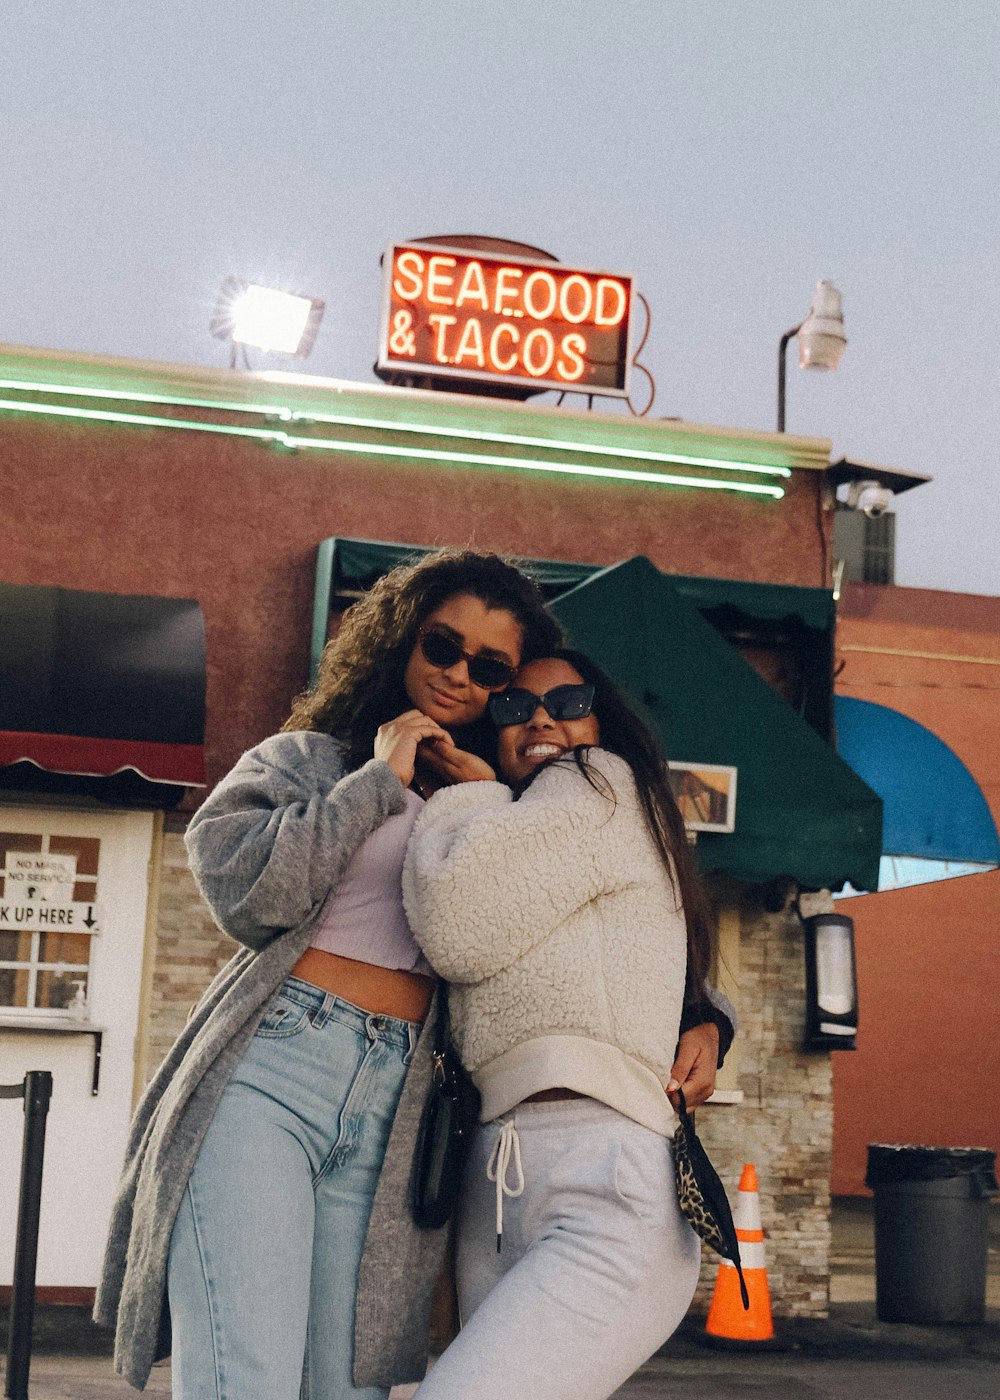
top-left (797, 280), bottom-right (847, 370)
top-left (231, 286), bottom-right (315, 353)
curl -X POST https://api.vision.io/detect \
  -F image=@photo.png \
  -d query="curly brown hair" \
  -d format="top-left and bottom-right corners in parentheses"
top-left (283, 548), bottom-right (564, 770)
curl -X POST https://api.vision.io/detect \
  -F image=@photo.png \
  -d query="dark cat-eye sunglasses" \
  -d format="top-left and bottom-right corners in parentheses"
top-left (489, 683), bottom-right (595, 728)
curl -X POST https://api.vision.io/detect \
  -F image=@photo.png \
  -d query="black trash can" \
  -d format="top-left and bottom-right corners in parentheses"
top-left (866, 1144), bottom-right (998, 1324)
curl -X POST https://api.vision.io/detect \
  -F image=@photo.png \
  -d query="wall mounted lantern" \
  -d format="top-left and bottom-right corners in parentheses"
top-left (803, 912), bottom-right (858, 1050)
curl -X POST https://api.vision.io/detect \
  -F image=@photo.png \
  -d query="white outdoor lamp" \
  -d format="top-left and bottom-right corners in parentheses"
top-left (803, 912), bottom-right (858, 1050)
top-left (777, 280), bottom-right (847, 431)
top-left (210, 278), bottom-right (325, 368)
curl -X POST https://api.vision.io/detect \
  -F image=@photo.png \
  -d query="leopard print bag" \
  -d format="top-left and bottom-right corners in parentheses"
top-left (673, 1088), bottom-right (750, 1308)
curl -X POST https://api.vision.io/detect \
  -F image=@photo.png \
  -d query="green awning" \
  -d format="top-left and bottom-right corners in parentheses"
top-left (669, 575), bottom-right (834, 631)
top-left (317, 536), bottom-right (833, 626)
top-left (321, 536), bottom-right (595, 597)
top-left (551, 557), bottom-right (882, 891)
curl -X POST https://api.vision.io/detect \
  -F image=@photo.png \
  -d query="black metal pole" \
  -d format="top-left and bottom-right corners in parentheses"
top-left (4, 1070), bottom-right (52, 1400)
top-left (777, 324), bottom-right (800, 433)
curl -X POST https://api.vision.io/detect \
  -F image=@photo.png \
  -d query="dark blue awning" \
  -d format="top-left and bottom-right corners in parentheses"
top-left (834, 696), bottom-right (999, 892)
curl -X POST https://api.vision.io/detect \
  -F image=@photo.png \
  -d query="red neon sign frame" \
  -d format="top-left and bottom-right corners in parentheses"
top-left (377, 242), bottom-right (634, 396)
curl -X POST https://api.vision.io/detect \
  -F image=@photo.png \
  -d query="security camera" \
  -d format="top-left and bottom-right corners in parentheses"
top-left (846, 480), bottom-right (894, 518)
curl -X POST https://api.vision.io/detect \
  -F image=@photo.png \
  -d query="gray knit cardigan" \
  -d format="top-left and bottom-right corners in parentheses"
top-left (93, 732), bottom-right (449, 1391)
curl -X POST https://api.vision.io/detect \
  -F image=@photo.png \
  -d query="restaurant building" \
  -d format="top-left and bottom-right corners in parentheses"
top-left (1, 314), bottom-right (884, 1321)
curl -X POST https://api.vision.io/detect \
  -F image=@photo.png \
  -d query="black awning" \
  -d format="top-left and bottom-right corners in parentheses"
top-left (0, 583), bottom-right (206, 792)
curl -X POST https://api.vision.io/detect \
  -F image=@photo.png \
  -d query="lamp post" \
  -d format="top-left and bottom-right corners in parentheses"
top-left (777, 280), bottom-right (847, 432)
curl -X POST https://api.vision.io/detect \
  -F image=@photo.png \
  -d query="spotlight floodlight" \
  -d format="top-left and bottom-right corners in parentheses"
top-left (210, 277), bottom-right (325, 363)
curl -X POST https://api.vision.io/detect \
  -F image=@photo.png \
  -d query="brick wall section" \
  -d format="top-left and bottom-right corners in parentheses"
top-left (693, 896), bottom-right (832, 1318)
top-left (144, 830), bottom-right (234, 1082)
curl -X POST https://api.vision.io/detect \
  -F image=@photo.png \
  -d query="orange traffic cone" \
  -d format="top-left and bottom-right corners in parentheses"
top-left (704, 1163), bottom-right (776, 1347)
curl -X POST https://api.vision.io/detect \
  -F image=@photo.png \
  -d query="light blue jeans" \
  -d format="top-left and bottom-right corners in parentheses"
top-left (414, 1097), bottom-right (701, 1400)
top-left (167, 976), bottom-right (418, 1400)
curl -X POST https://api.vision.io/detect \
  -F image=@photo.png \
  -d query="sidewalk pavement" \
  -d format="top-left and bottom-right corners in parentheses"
top-left (4, 1199), bottom-right (999, 1399)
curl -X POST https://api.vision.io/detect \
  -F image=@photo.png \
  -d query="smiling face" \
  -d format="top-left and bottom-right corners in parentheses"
top-left (496, 657), bottom-right (601, 783)
top-left (402, 592), bottom-right (524, 730)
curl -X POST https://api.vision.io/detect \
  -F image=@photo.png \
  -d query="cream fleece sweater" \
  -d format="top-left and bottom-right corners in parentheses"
top-left (403, 748), bottom-right (687, 1134)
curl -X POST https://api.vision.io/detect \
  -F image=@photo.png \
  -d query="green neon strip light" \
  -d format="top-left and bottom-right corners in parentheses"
top-left (0, 376), bottom-right (290, 420)
top-left (0, 397), bottom-right (784, 498)
top-left (285, 436), bottom-right (784, 496)
top-left (0, 397), bottom-right (281, 441)
top-left (0, 375), bottom-right (791, 479)
top-left (290, 411), bottom-right (791, 479)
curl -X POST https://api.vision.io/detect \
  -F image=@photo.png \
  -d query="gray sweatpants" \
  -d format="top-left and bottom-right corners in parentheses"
top-left (414, 1097), bottom-right (701, 1400)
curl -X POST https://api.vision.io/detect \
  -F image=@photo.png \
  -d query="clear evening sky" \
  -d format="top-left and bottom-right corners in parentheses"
top-left (3, 3), bottom-right (997, 596)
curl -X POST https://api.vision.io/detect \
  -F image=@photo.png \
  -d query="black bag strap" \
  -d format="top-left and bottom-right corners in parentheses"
top-left (675, 1085), bottom-right (696, 1132)
top-left (432, 983), bottom-right (450, 1060)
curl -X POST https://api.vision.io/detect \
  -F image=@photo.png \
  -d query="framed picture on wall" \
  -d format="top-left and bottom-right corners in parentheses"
top-left (667, 762), bottom-right (738, 833)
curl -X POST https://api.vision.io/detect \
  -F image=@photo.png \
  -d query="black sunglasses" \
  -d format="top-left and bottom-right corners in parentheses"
top-left (418, 627), bottom-right (516, 692)
top-left (489, 683), bottom-right (596, 728)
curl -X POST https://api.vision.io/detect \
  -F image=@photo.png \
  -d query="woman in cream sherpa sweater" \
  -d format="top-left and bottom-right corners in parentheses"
top-left (403, 649), bottom-right (719, 1400)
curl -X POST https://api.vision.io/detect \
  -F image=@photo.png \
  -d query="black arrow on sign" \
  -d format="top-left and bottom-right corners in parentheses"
top-left (83, 906), bottom-right (97, 929)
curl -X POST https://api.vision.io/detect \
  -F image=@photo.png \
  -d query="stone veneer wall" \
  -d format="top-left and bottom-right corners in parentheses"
top-left (692, 892), bottom-right (832, 1317)
top-left (144, 833), bottom-right (833, 1318)
top-left (144, 827), bottom-right (234, 1078)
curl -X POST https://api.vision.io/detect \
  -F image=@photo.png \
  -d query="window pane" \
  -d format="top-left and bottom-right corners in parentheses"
top-left (0, 967), bottom-right (30, 1008)
top-left (48, 836), bottom-right (100, 877)
top-left (0, 832), bottom-right (44, 862)
top-left (39, 931), bottom-right (92, 966)
top-left (36, 968), bottom-right (89, 1011)
top-left (0, 930), bottom-right (32, 961)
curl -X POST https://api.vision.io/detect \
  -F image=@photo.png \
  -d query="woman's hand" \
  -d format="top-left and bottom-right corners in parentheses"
top-left (666, 1021), bottom-right (720, 1110)
top-left (375, 711), bottom-right (453, 786)
top-left (417, 738), bottom-right (496, 786)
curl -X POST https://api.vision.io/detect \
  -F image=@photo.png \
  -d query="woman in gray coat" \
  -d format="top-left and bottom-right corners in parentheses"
top-left (94, 549), bottom-right (562, 1398)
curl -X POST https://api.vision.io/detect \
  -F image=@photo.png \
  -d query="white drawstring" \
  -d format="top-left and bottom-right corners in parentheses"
top-left (486, 1118), bottom-right (524, 1252)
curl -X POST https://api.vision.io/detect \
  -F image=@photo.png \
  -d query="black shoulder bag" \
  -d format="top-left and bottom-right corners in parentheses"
top-left (411, 991), bottom-right (481, 1230)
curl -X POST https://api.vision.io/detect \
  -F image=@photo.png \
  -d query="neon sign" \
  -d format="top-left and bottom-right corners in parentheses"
top-left (377, 242), bottom-right (634, 396)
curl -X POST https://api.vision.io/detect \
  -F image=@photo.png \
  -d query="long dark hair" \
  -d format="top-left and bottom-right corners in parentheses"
top-left (531, 648), bottom-right (715, 995)
top-left (284, 549), bottom-right (563, 771)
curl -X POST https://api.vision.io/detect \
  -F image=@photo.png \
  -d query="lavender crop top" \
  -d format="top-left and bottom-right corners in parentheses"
top-left (308, 787), bottom-right (434, 976)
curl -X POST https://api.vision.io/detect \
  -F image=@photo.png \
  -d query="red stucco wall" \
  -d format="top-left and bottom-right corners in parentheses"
top-left (831, 583), bottom-right (1000, 1194)
top-left (1, 402), bottom-right (829, 801)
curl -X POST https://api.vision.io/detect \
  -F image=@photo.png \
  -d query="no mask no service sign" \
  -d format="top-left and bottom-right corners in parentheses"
top-left (0, 852), bottom-right (102, 933)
